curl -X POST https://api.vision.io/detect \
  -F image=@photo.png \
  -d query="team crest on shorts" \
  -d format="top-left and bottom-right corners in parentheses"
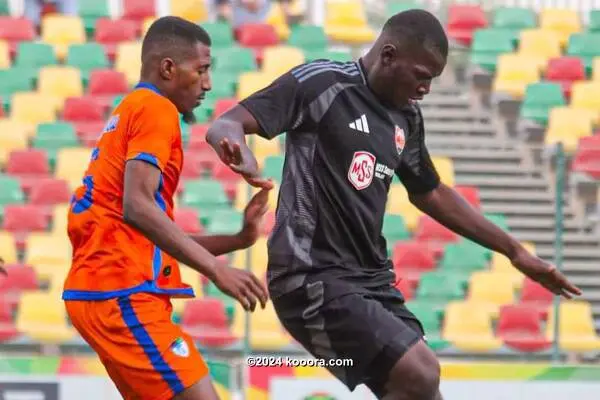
top-left (395, 125), bottom-right (405, 155)
top-left (347, 151), bottom-right (375, 191)
top-left (171, 337), bottom-right (189, 358)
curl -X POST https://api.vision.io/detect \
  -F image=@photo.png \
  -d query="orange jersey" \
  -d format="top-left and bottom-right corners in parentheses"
top-left (62, 82), bottom-right (194, 301)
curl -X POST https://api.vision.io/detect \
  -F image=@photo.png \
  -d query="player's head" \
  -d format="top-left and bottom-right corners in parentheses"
top-left (364, 9), bottom-right (447, 108)
top-left (141, 16), bottom-right (212, 120)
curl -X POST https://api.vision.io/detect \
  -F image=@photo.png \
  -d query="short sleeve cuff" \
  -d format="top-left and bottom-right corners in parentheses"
top-left (126, 152), bottom-right (164, 171)
top-left (239, 99), bottom-right (278, 140)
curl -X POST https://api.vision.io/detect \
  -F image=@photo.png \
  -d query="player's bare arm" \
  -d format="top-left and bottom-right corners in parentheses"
top-left (408, 183), bottom-right (582, 299)
top-left (123, 160), bottom-right (268, 310)
top-left (189, 186), bottom-right (271, 255)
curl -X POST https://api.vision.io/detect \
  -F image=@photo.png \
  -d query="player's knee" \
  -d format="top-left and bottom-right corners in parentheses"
top-left (385, 341), bottom-right (440, 399)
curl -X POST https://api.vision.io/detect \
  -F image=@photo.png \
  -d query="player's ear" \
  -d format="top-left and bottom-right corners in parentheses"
top-left (380, 44), bottom-right (397, 67)
top-left (159, 57), bottom-right (176, 80)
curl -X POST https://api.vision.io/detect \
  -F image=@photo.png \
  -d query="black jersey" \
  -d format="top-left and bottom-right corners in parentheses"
top-left (239, 59), bottom-right (440, 298)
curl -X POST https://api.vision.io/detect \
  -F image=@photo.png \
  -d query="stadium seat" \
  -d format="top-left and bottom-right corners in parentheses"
top-left (88, 69), bottom-right (129, 106)
top-left (24, 234), bottom-right (71, 282)
top-left (492, 53), bottom-right (540, 98)
top-left (572, 140), bottom-right (600, 179)
top-left (29, 179), bottom-right (71, 208)
top-left (169, 0), bottom-right (208, 23)
top-left (386, 183), bottom-right (422, 231)
top-left (517, 29), bottom-right (562, 68)
top-left (236, 23), bottom-right (279, 56)
top-left (0, 119), bottom-right (29, 167)
top-left (0, 17), bottom-right (35, 55)
top-left (439, 239), bottom-right (489, 272)
top-left (114, 41), bottom-right (142, 86)
top-left (305, 49), bottom-right (352, 62)
top-left (237, 71), bottom-right (275, 100)
top-left (203, 22), bottom-right (235, 49)
top-left (519, 82), bottom-right (565, 125)
top-left (392, 241), bottom-right (435, 285)
top-left (51, 205), bottom-right (69, 235)
top-left (78, 0), bottom-right (110, 35)
top-left (174, 208), bottom-right (203, 234)
top-left (288, 24), bottom-right (327, 52)
top-left (0, 264), bottom-right (38, 292)
top-left (546, 301), bottom-right (600, 352)
top-left (406, 302), bottom-right (451, 351)
top-left (249, 135), bottom-right (282, 168)
top-left (416, 271), bottom-right (466, 305)
top-left (566, 33), bottom-right (600, 76)
top-left (122, 0), bottom-right (156, 23)
top-left (442, 301), bottom-right (503, 352)
top-left (0, 68), bottom-right (34, 110)
top-left (0, 40), bottom-right (9, 68)
top-left (491, 7), bottom-right (537, 44)
top-left (211, 162), bottom-right (242, 200)
top-left (182, 179), bottom-right (230, 214)
top-left (262, 46), bottom-right (305, 76)
top-left (206, 209), bottom-right (243, 235)
top-left (16, 292), bottom-right (76, 343)
top-left (414, 215), bottom-right (459, 248)
top-left (2, 205), bottom-right (48, 244)
top-left (431, 156), bottom-right (455, 186)
top-left (230, 237), bottom-right (268, 278)
top-left (446, 4), bottom-right (488, 46)
top-left (14, 42), bottom-right (57, 71)
top-left (0, 232), bottom-right (17, 264)
top-left (490, 253), bottom-right (525, 289)
top-left (41, 15), bottom-right (86, 60)
top-left (382, 214), bottom-right (410, 250)
top-left (324, 0), bottom-right (376, 44)
top-left (5, 149), bottom-right (50, 193)
top-left (520, 278), bottom-right (553, 318)
top-left (62, 96), bottom-right (105, 140)
top-left (261, 155), bottom-right (284, 182)
top-left (467, 271), bottom-right (515, 314)
top-left (181, 298), bottom-right (237, 347)
top-left (55, 148), bottom-right (94, 190)
top-left (10, 92), bottom-right (59, 125)
top-left (469, 29), bottom-right (515, 72)
top-left (266, 2), bottom-right (291, 40)
top-left (539, 8), bottom-right (581, 47)
top-left (570, 81), bottom-right (600, 116)
top-left (33, 122), bottom-right (79, 168)
top-left (394, 277), bottom-right (414, 301)
top-left (38, 66), bottom-right (84, 107)
top-left (454, 185), bottom-right (481, 209)
top-left (94, 18), bottom-right (138, 62)
top-left (544, 57), bottom-right (585, 99)
top-left (497, 304), bottom-right (552, 352)
top-left (545, 106), bottom-right (596, 152)
top-left (232, 301), bottom-right (290, 350)
top-left (213, 98), bottom-right (238, 119)
top-left (66, 43), bottom-right (109, 86)
top-left (214, 47), bottom-right (257, 74)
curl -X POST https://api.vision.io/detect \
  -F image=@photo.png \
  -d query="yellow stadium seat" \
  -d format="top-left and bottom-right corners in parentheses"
top-left (0, 40), bottom-right (9, 68)
top-left (539, 8), bottom-right (581, 47)
top-left (234, 181), bottom-right (279, 212)
top-left (386, 183), bottom-right (422, 231)
top-left (545, 106), bottom-right (596, 152)
top-left (115, 42), bottom-right (142, 86)
top-left (41, 15), bottom-right (86, 60)
top-left (55, 148), bottom-right (92, 190)
top-left (237, 72), bottom-right (276, 100)
top-left (51, 205), bottom-right (69, 236)
top-left (442, 301), bottom-right (503, 352)
top-left (518, 29), bottom-right (562, 68)
top-left (16, 292), bottom-right (75, 343)
top-left (230, 236), bottom-right (268, 278)
top-left (490, 254), bottom-right (525, 289)
top-left (24, 233), bottom-right (71, 282)
top-left (172, 266), bottom-right (203, 315)
top-left (431, 156), bottom-right (454, 186)
top-left (0, 119), bottom-right (30, 166)
top-left (250, 135), bottom-right (282, 167)
top-left (467, 271), bottom-right (516, 314)
top-left (232, 301), bottom-right (290, 350)
top-left (492, 53), bottom-right (540, 98)
top-left (570, 81), bottom-right (600, 117)
top-left (546, 301), bottom-right (600, 352)
top-left (142, 17), bottom-right (156, 37)
top-left (592, 57), bottom-right (600, 81)
top-left (38, 66), bottom-right (83, 107)
top-left (0, 232), bottom-right (17, 264)
top-left (262, 46), bottom-right (305, 76)
top-left (266, 3), bottom-right (291, 40)
top-left (170, 0), bottom-right (208, 22)
top-left (10, 92), bottom-right (59, 125)
top-left (324, 1), bottom-right (375, 44)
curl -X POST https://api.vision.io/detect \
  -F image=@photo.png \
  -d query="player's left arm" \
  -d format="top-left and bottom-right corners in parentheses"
top-left (188, 187), bottom-right (270, 255)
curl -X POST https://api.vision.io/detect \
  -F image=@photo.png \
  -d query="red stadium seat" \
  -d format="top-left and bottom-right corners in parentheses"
top-left (5, 150), bottom-right (50, 193)
top-left (174, 208), bottom-right (203, 234)
top-left (454, 185), bottom-right (481, 209)
top-left (212, 162), bottom-right (242, 201)
top-left (497, 304), bottom-right (552, 352)
top-left (2, 205), bottom-right (48, 249)
top-left (392, 241), bottom-right (436, 286)
top-left (180, 155), bottom-right (205, 181)
top-left (414, 215), bottom-right (459, 256)
top-left (184, 149), bottom-right (220, 173)
top-left (0, 98), bottom-right (3, 117)
top-left (122, 0), bottom-right (156, 23)
top-left (29, 178), bottom-right (71, 207)
top-left (544, 57), bottom-right (585, 99)
top-left (213, 98), bottom-right (238, 119)
top-left (188, 124), bottom-right (210, 151)
top-left (0, 264), bottom-right (38, 292)
top-left (0, 17), bottom-right (36, 57)
top-left (236, 23), bottom-right (279, 64)
top-left (394, 277), bottom-right (414, 300)
top-left (520, 278), bottom-right (553, 318)
top-left (446, 5), bottom-right (487, 47)
top-left (182, 298), bottom-right (237, 347)
top-left (63, 96), bottom-right (106, 141)
top-left (572, 136), bottom-right (600, 178)
top-left (94, 18), bottom-right (138, 61)
top-left (88, 69), bottom-right (129, 107)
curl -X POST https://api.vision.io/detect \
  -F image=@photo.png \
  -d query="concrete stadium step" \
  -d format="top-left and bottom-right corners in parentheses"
top-left (561, 261), bottom-right (600, 272)
top-left (568, 275), bottom-right (600, 287)
top-left (456, 175), bottom-right (549, 189)
top-left (429, 148), bottom-right (522, 162)
top-left (513, 232), bottom-right (599, 246)
top-left (479, 190), bottom-right (557, 202)
top-left (453, 163), bottom-right (536, 175)
top-left (426, 121), bottom-right (496, 135)
top-left (482, 203), bottom-right (573, 217)
top-left (421, 109), bottom-right (492, 123)
top-left (536, 246), bottom-right (600, 259)
top-left (505, 217), bottom-right (581, 230)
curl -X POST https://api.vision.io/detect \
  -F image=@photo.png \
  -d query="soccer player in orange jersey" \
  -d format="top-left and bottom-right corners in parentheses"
top-left (62, 16), bottom-right (272, 400)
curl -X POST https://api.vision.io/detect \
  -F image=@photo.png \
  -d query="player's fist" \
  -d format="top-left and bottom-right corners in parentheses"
top-left (213, 264), bottom-right (268, 311)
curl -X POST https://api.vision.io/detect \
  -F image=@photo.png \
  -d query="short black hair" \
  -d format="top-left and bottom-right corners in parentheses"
top-left (382, 9), bottom-right (448, 59)
top-left (142, 16), bottom-right (211, 63)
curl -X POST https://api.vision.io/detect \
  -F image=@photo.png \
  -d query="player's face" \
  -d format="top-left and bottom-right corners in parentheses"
top-left (171, 42), bottom-right (212, 114)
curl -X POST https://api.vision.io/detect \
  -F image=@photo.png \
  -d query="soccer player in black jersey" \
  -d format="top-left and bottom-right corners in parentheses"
top-left (206, 9), bottom-right (581, 400)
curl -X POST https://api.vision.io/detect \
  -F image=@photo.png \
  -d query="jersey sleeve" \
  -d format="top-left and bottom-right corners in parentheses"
top-left (395, 108), bottom-right (440, 194)
top-left (238, 69), bottom-right (313, 139)
top-left (125, 99), bottom-right (180, 171)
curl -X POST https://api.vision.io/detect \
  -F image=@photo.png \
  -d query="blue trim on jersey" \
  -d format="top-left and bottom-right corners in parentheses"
top-left (135, 82), bottom-right (162, 95)
top-left (153, 174), bottom-right (166, 279)
top-left (62, 281), bottom-right (195, 301)
top-left (71, 175), bottom-right (94, 214)
top-left (117, 296), bottom-right (185, 395)
top-left (132, 152), bottom-right (160, 169)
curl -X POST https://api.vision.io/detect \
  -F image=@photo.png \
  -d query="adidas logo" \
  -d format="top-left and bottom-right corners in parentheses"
top-left (349, 114), bottom-right (370, 134)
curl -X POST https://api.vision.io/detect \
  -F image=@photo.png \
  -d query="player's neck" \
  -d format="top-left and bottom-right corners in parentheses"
top-left (359, 54), bottom-right (395, 110)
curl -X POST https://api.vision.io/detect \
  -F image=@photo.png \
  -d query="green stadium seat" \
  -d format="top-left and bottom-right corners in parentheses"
top-left (382, 214), bottom-right (410, 250)
top-left (213, 47), bottom-right (256, 74)
top-left (204, 281), bottom-right (235, 322)
top-left (33, 122), bottom-right (79, 169)
top-left (589, 10), bottom-right (600, 32)
top-left (0, 68), bottom-right (34, 111)
top-left (207, 209), bottom-right (243, 235)
top-left (14, 42), bottom-right (57, 70)
top-left (202, 22), bottom-right (235, 49)
top-left (66, 43), bottom-right (109, 86)
top-left (192, 103), bottom-right (211, 124)
top-left (484, 212), bottom-right (509, 232)
top-left (209, 72), bottom-right (237, 98)
top-left (492, 7), bottom-right (537, 44)
top-left (440, 240), bottom-right (490, 272)
top-left (566, 33), bottom-right (600, 76)
top-left (386, 1), bottom-right (424, 15)
top-left (182, 179), bottom-right (230, 217)
top-left (469, 29), bottom-right (515, 72)
top-left (0, 0), bottom-right (9, 14)
top-left (111, 94), bottom-right (124, 109)
top-left (0, 175), bottom-right (25, 217)
top-left (288, 25), bottom-right (328, 52)
top-left (305, 49), bottom-right (353, 62)
top-left (262, 155), bottom-right (284, 182)
top-left (406, 302), bottom-right (451, 351)
top-left (78, 0), bottom-right (111, 36)
top-left (416, 271), bottom-right (466, 303)
top-left (519, 82), bottom-right (565, 125)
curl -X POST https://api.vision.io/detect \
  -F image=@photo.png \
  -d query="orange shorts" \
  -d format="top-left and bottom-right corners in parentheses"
top-left (65, 292), bottom-right (209, 400)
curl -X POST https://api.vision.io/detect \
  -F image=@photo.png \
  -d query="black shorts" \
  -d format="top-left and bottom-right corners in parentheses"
top-left (271, 278), bottom-right (425, 398)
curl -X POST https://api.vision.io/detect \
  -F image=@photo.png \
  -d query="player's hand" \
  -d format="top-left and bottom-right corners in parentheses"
top-left (510, 246), bottom-right (582, 299)
top-left (218, 138), bottom-right (273, 190)
top-left (239, 187), bottom-right (271, 247)
top-left (213, 264), bottom-right (268, 311)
